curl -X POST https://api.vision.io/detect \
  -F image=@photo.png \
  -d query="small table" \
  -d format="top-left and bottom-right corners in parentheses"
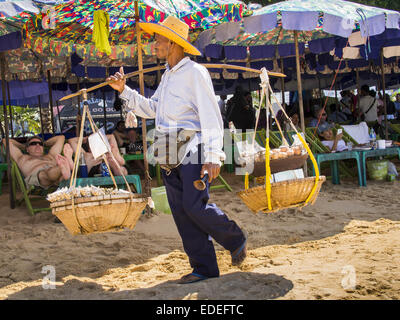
top-left (312, 150), bottom-right (363, 187)
top-left (356, 146), bottom-right (400, 187)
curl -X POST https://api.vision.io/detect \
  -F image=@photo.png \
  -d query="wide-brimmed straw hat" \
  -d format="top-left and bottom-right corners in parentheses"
top-left (139, 16), bottom-right (201, 56)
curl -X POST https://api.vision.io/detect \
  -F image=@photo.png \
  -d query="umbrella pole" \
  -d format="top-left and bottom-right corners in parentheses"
top-left (103, 89), bottom-right (107, 131)
top-left (380, 49), bottom-right (388, 140)
top-left (356, 69), bottom-right (361, 116)
top-left (77, 76), bottom-right (81, 115)
top-left (76, 77), bottom-right (82, 136)
top-left (294, 31), bottom-right (307, 175)
top-left (280, 58), bottom-right (285, 107)
top-left (317, 76), bottom-right (322, 108)
top-left (47, 70), bottom-right (55, 135)
top-left (6, 82), bottom-right (13, 138)
top-left (38, 95), bottom-right (45, 138)
top-left (335, 82), bottom-right (338, 105)
top-left (135, 0), bottom-right (151, 202)
top-left (0, 52), bottom-right (15, 209)
top-left (294, 31), bottom-right (305, 133)
top-left (56, 100), bottom-right (62, 133)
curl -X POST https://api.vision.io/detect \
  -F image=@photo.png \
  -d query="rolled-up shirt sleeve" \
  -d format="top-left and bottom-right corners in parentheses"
top-left (191, 66), bottom-right (226, 166)
top-left (119, 85), bottom-right (158, 119)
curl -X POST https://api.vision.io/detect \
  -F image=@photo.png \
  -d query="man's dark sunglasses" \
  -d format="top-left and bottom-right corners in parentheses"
top-left (28, 141), bottom-right (43, 147)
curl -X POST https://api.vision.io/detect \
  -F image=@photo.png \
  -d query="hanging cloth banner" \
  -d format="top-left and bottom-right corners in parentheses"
top-left (92, 10), bottom-right (111, 55)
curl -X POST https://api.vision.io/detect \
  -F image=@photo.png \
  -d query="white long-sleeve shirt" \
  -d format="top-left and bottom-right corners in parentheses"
top-left (119, 57), bottom-right (226, 166)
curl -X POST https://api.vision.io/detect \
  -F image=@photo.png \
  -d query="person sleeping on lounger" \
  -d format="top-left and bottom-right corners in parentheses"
top-left (7, 135), bottom-right (72, 189)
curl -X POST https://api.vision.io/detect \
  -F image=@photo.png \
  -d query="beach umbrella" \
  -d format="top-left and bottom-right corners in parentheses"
top-left (23, 0), bottom-right (247, 64)
top-left (23, 12), bottom-right (170, 64)
top-left (196, 0), bottom-right (400, 138)
top-left (49, 0), bottom-right (246, 30)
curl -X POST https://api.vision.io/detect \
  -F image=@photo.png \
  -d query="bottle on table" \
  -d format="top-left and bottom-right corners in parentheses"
top-left (369, 128), bottom-right (376, 149)
top-left (101, 162), bottom-right (110, 177)
top-left (79, 153), bottom-right (88, 178)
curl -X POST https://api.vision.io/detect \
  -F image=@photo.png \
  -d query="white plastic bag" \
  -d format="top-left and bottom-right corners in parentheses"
top-left (387, 161), bottom-right (398, 176)
top-left (88, 127), bottom-right (111, 160)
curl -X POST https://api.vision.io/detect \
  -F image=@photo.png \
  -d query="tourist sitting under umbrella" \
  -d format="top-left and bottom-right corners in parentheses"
top-left (6, 135), bottom-right (72, 189)
top-left (308, 107), bottom-right (329, 128)
top-left (317, 122), bottom-right (347, 152)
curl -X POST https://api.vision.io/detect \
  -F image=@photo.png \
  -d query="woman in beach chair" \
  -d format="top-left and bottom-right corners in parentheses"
top-left (317, 123), bottom-right (347, 153)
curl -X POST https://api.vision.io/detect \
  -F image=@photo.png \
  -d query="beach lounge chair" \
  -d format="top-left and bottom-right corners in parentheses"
top-left (0, 143), bottom-right (9, 195)
top-left (0, 148), bottom-right (8, 195)
top-left (305, 127), bottom-right (362, 185)
top-left (0, 163), bottom-right (8, 195)
top-left (388, 123), bottom-right (400, 141)
top-left (11, 160), bottom-right (53, 216)
top-left (340, 122), bottom-right (370, 146)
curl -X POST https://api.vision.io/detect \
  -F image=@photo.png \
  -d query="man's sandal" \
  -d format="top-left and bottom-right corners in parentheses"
top-left (177, 273), bottom-right (209, 284)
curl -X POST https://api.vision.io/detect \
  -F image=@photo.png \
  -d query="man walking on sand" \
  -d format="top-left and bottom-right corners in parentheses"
top-left (107, 16), bottom-right (247, 284)
top-left (7, 135), bottom-right (72, 189)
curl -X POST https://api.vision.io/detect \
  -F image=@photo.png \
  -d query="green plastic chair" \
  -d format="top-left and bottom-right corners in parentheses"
top-left (11, 160), bottom-right (53, 216)
top-left (0, 163), bottom-right (8, 195)
top-left (255, 129), bottom-right (282, 148)
top-left (305, 127), bottom-right (361, 184)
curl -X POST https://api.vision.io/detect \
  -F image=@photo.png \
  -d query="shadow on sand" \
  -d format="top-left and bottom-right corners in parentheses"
top-left (5, 272), bottom-right (293, 300)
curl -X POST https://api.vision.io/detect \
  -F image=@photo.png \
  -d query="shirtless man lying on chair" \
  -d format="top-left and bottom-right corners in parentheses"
top-left (7, 135), bottom-right (72, 189)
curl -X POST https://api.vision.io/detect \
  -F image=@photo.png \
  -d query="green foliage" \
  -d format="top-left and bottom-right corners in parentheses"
top-left (0, 106), bottom-right (41, 137)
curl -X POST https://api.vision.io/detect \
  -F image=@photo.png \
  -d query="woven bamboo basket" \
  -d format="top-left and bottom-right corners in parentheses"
top-left (238, 176), bottom-right (326, 214)
top-left (50, 192), bottom-right (149, 235)
top-left (48, 98), bottom-right (151, 236)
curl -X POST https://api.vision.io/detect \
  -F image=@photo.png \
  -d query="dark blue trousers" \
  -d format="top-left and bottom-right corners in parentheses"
top-left (162, 149), bottom-right (246, 278)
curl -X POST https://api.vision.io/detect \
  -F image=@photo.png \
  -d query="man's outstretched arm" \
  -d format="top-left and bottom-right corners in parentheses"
top-left (107, 67), bottom-right (158, 119)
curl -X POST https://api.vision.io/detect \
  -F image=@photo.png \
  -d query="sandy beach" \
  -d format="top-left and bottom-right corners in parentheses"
top-left (0, 168), bottom-right (399, 300)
